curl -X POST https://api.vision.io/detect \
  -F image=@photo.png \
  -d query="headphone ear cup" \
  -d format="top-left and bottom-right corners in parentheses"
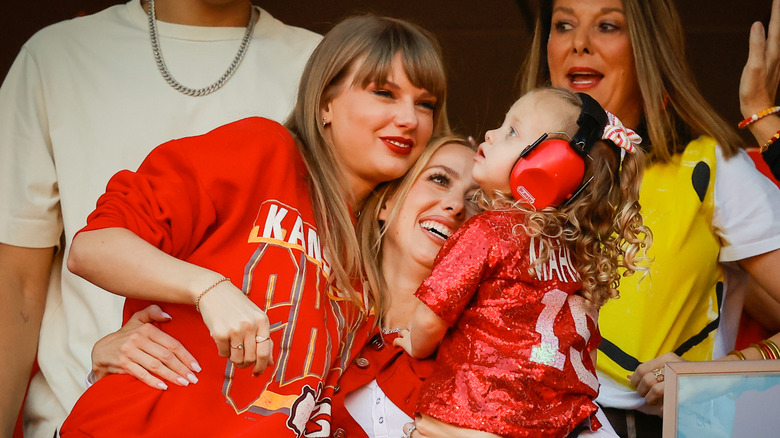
top-left (509, 138), bottom-right (586, 209)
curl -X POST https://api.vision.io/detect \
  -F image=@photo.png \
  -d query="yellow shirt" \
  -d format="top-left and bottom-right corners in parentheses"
top-left (597, 136), bottom-right (722, 388)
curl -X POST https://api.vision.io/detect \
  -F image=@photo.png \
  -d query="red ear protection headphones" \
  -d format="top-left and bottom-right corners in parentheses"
top-left (509, 92), bottom-right (609, 209)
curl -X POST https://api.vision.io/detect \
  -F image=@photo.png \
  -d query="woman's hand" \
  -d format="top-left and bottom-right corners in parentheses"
top-left (740, 0), bottom-right (780, 117)
top-left (197, 281), bottom-right (274, 375)
top-left (91, 305), bottom-right (200, 390)
top-left (403, 414), bottom-right (502, 438)
top-left (628, 352), bottom-right (684, 410)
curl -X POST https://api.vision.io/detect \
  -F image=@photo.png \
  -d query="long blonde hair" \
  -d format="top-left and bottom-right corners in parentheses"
top-left (519, 0), bottom-right (742, 163)
top-left (284, 15), bottom-right (448, 312)
top-left (357, 135), bottom-right (474, 321)
top-left (487, 89), bottom-right (651, 306)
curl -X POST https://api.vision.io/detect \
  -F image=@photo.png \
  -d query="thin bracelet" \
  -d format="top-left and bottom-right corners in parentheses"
top-left (195, 277), bottom-right (230, 313)
top-left (739, 106), bottom-right (780, 129)
top-left (761, 129), bottom-right (780, 153)
top-left (728, 349), bottom-right (747, 360)
top-left (762, 339), bottom-right (780, 359)
top-left (759, 339), bottom-right (780, 360)
top-left (749, 343), bottom-right (770, 360)
top-left (756, 342), bottom-right (775, 360)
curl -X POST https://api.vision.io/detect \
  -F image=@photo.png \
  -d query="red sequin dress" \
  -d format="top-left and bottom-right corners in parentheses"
top-left (415, 209), bottom-right (601, 438)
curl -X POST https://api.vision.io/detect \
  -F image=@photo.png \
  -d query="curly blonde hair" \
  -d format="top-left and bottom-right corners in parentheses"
top-left (486, 89), bottom-right (651, 307)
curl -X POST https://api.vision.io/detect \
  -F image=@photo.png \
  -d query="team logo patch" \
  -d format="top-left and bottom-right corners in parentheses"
top-left (287, 383), bottom-right (332, 437)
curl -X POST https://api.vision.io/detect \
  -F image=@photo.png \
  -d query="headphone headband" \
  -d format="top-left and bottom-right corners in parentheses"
top-left (508, 91), bottom-right (613, 209)
top-left (571, 92), bottom-right (608, 156)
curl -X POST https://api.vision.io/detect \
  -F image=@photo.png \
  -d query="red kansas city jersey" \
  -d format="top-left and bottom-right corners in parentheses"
top-left (61, 118), bottom-right (370, 438)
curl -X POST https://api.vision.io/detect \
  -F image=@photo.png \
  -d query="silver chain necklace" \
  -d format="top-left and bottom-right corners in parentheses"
top-left (146, 0), bottom-right (257, 97)
top-left (381, 327), bottom-right (404, 335)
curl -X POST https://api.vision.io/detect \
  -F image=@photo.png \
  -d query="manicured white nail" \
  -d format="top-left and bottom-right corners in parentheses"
top-left (157, 382), bottom-right (168, 390)
top-left (161, 312), bottom-right (172, 319)
top-left (192, 362), bottom-right (202, 373)
top-left (177, 377), bottom-right (189, 386)
top-left (187, 373), bottom-right (199, 384)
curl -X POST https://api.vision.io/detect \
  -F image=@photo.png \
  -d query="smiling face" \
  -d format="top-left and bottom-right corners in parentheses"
top-left (473, 90), bottom-right (580, 195)
top-left (546, 0), bottom-right (643, 129)
top-left (322, 53), bottom-right (437, 201)
top-left (380, 143), bottom-right (479, 272)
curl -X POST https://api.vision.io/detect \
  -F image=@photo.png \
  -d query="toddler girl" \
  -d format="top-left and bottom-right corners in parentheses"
top-left (395, 87), bottom-right (651, 437)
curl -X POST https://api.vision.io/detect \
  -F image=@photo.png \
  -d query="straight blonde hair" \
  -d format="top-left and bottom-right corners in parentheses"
top-left (285, 15), bottom-right (449, 314)
top-left (519, 0), bottom-right (742, 163)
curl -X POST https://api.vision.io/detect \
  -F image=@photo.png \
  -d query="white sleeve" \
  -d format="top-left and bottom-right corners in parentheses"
top-left (713, 146), bottom-right (780, 262)
top-left (0, 45), bottom-right (62, 248)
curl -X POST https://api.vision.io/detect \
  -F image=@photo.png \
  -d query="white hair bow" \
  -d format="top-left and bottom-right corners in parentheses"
top-left (603, 111), bottom-right (641, 154)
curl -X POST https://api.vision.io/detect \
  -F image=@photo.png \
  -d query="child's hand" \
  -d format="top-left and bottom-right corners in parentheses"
top-left (393, 329), bottom-right (414, 356)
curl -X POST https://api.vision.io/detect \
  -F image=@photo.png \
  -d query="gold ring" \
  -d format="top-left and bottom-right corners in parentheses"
top-left (256, 336), bottom-right (269, 343)
top-left (231, 343), bottom-right (244, 350)
top-left (652, 367), bottom-right (664, 382)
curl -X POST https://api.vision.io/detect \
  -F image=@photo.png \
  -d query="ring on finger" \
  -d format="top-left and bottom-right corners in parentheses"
top-left (403, 424), bottom-right (416, 438)
top-left (231, 343), bottom-right (244, 350)
top-left (256, 335), bottom-right (270, 343)
top-left (652, 367), bottom-right (664, 382)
